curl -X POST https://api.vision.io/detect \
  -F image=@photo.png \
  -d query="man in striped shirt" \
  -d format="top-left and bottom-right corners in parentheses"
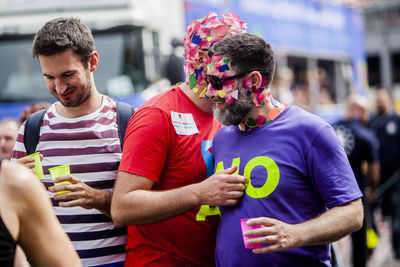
top-left (11, 18), bottom-right (126, 267)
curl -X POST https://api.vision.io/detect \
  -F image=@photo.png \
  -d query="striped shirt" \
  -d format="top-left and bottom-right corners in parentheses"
top-left (12, 96), bottom-right (126, 267)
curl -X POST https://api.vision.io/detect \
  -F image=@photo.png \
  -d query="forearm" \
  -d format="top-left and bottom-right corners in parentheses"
top-left (112, 183), bottom-right (200, 225)
top-left (367, 162), bottom-right (380, 189)
top-left (94, 190), bottom-right (112, 217)
top-left (112, 168), bottom-right (246, 226)
top-left (295, 198), bottom-right (363, 246)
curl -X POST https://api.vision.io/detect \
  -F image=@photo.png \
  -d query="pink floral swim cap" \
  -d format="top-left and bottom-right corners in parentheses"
top-left (183, 12), bottom-right (246, 95)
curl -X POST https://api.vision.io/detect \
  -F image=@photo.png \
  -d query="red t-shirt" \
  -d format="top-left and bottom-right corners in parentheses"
top-left (119, 86), bottom-right (221, 267)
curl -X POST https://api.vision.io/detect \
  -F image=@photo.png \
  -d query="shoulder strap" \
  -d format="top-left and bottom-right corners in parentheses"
top-left (23, 109), bottom-right (47, 155)
top-left (116, 101), bottom-right (136, 150)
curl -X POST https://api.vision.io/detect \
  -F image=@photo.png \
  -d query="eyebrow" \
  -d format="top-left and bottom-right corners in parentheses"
top-left (43, 70), bottom-right (75, 78)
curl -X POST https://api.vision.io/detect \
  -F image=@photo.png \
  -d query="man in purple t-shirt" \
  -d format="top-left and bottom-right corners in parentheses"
top-left (204, 33), bottom-right (363, 266)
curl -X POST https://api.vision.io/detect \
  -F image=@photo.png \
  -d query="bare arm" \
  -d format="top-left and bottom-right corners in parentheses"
top-left (13, 246), bottom-right (29, 267)
top-left (1, 161), bottom-right (82, 267)
top-left (365, 161), bottom-right (380, 203)
top-left (244, 198), bottom-right (363, 254)
top-left (111, 166), bottom-right (248, 225)
top-left (367, 161), bottom-right (380, 188)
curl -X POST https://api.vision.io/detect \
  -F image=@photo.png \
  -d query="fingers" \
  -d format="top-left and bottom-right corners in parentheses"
top-left (58, 199), bottom-right (84, 208)
top-left (53, 190), bottom-right (82, 200)
top-left (219, 165), bottom-right (238, 174)
top-left (25, 162), bottom-right (36, 169)
top-left (244, 226), bottom-right (275, 237)
top-left (222, 181), bottom-right (246, 192)
top-left (18, 157), bottom-right (35, 164)
top-left (252, 243), bottom-right (283, 254)
top-left (48, 175), bottom-right (82, 194)
top-left (242, 218), bottom-right (296, 254)
top-left (220, 191), bottom-right (246, 206)
top-left (17, 157), bottom-right (35, 169)
top-left (247, 217), bottom-right (276, 227)
top-left (50, 183), bottom-right (92, 209)
top-left (49, 182), bottom-right (81, 194)
top-left (53, 174), bottom-right (80, 184)
top-left (212, 172), bottom-right (248, 185)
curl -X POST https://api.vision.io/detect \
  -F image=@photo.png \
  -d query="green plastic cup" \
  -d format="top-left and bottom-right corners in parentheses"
top-left (21, 152), bottom-right (44, 180)
top-left (49, 164), bottom-right (71, 194)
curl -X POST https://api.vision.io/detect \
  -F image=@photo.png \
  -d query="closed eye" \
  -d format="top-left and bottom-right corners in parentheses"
top-left (62, 72), bottom-right (74, 78)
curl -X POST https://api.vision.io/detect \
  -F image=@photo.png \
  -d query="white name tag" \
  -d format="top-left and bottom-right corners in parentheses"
top-left (171, 111), bottom-right (199, 135)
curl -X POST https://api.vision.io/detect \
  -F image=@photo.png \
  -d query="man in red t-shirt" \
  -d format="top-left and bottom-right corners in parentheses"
top-left (111, 12), bottom-right (248, 266)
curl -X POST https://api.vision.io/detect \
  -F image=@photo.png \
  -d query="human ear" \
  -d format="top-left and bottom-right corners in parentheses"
top-left (89, 51), bottom-right (99, 72)
top-left (249, 71), bottom-right (263, 88)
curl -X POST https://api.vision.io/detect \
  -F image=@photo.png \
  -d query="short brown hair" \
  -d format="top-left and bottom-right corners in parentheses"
top-left (209, 33), bottom-right (275, 87)
top-left (32, 17), bottom-right (95, 68)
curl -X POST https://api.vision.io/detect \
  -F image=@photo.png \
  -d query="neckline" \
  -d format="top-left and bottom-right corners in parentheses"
top-left (235, 105), bottom-right (292, 134)
top-left (176, 86), bottom-right (214, 118)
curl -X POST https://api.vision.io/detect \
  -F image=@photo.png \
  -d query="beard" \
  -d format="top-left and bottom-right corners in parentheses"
top-left (54, 70), bottom-right (92, 108)
top-left (213, 85), bottom-right (254, 126)
top-left (60, 84), bottom-right (91, 107)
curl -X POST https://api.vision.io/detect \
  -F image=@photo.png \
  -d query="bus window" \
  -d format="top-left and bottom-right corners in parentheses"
top-left (273, 55), bottom-right (351, 111)
top-left (0, 38), bottom-right (48, 101)
top-left (392, 52), bottom-right (400, 84)
top-left (367, 55), bottom-right (381, 86)
top-left (0, 26), bottom-right (148, 102)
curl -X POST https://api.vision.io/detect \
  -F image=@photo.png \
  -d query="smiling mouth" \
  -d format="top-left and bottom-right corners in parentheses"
top-left (211, 97), bottom-right (226, 108)
top-left (60, 90), bottom-right (74, 99)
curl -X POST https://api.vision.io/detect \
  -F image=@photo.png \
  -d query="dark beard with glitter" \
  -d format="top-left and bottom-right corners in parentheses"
top-left (213, 85), bottom-right (254, 126)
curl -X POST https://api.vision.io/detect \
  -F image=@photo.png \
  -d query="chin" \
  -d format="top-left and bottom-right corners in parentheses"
top-left (214, 109), bottom-right (241, 126)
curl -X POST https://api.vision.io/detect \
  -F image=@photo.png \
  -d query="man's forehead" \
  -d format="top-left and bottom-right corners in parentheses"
top-left (207, 55), bottom-right (232, 73)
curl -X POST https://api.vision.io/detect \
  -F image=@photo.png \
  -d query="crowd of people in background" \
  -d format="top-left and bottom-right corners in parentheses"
top-left (0, 11), bottom-right (399, 267)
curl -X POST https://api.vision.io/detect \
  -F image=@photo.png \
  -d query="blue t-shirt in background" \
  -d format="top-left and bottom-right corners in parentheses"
top-left (213, 105), bottom-right (362, 267)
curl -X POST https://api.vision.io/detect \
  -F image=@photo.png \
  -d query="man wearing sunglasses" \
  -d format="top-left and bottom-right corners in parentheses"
top-left (112, 12), bottom-right (248, 266)
top-left (205, 33), bottom-right (364, 266)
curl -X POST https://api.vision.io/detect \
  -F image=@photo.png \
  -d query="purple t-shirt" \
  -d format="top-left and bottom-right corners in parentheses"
top-left (213, 106), bottom-right (362, 267)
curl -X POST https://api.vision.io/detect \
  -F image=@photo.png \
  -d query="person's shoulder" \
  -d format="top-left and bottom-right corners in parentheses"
top-left (285, 105), bottom-right (330, 130)
top-left (144, 86), bottom-right (182, 105)
top-left (138, 86), bottom-right (185, 114)
top-left (0, 161), bottom-right (41, 198)
top-left (214, 125), bottom-right (236, 140)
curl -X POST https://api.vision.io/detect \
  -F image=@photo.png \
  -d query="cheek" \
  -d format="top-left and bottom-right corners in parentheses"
top-left (205, 84), bottom-right (218, 97)
top-left (67, 74), bottom-right (82, 84)
top-left (6, 140), bottom-right (14, 147)
top-left (44, 79), bottom-right (55, 90)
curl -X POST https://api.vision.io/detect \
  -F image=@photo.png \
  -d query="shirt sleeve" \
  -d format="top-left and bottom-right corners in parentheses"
top-left (119, 106), bottom-right (172, 183)
top-left (11, 122), bottom-right (28, 161)
top-left (307, 125), bottom-right (363, 209)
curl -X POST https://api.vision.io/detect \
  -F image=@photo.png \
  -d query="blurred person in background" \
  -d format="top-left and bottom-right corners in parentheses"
top-left (19, 102), bottom-right (51, 123)
top-left (333, 94), bottom-right (380, 267)
top-left (369, 86), bottom-right (400, 259)
top-left (111, 12), bottom-right (248, 267)
top-left (0, 118), bottom-right (20, 160)
top-left (11, 17), bottom-right (128, 266)
top-left (271, 67), bottom-right (294, 104)
top-left (165, 37), bottom-right (184, 86)
top-left (0, 159), bottom-right (82, 267)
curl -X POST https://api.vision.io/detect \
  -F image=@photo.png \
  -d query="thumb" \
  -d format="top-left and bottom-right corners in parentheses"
top-left (219, 165), bottom-right (239, 175)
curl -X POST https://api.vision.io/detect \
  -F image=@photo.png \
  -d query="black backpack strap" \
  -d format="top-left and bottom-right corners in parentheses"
top-left (116, 101), bottom-right (136, 150)
top-left (23, 109), bottom-right (47, 155)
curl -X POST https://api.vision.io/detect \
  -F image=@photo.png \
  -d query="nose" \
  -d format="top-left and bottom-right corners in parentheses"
top-left (55, 78), bottom-right (68, 93)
